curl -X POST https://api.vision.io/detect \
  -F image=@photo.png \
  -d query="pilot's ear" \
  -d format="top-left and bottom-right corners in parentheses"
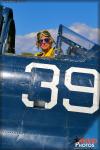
top-left (50, 37), bottom-right (55, 44)
top-left (36, 32), bottom-right (41, 48)
top-left (36, 41), bottom-right (40, 49)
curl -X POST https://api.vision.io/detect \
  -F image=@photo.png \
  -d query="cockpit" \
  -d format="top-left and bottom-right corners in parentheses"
top-left (55, 24), bottom-right (99, 59)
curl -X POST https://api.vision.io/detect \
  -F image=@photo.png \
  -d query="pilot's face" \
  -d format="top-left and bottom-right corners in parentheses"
top-left (39, 35), bottom-right (52, 52)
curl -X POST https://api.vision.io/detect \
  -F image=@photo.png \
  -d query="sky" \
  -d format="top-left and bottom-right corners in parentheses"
top-left (1, 1), bottom-right (99, 35)
top-left (0, 1), bottom-right (100, 54)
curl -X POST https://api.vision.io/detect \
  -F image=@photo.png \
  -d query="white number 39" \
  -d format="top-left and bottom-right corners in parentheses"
top-left (22, 63), bottom-right (100, 114)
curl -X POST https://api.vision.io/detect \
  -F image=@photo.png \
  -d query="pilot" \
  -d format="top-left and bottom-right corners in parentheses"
top-left (34, 30), bottom-right (55, 58)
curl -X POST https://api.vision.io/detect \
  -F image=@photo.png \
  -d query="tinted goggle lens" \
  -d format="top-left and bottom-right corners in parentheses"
top-left (39, 38), bottom-right (50, 44)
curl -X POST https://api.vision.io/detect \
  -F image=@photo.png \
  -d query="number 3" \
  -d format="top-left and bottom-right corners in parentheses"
top-left (22, 63), bottom-right (60, 109)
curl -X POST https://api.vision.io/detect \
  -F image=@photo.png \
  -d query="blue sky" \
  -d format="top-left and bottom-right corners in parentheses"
top-left (1, 1), bottom-right (99, 35)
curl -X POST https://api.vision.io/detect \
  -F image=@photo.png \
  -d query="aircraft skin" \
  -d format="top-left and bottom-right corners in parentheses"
top-left (0, 6), bottom-right (100, 150)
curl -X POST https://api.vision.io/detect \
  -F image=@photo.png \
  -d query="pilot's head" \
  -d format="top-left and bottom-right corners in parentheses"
top-left (36, 30), bottom-right (55, 53)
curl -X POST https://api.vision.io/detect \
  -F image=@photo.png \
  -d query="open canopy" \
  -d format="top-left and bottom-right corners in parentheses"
top-left (56, 24), bottom-right (97, 56)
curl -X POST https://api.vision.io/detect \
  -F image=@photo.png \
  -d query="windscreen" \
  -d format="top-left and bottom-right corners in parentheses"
top-left (61, 25), bottom-right (95, 50)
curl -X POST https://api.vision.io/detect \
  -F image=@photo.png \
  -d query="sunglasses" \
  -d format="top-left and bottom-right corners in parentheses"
top-left (39, 38), bottom-right (50, 44)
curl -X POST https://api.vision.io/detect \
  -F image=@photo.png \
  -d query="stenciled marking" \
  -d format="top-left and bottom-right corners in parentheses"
top-left (63, 67), bottom-right (99, 114)
top-left (22, 62), bottom-right (100, 114)
top-left (22, 63), bottom-right (60, 109)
